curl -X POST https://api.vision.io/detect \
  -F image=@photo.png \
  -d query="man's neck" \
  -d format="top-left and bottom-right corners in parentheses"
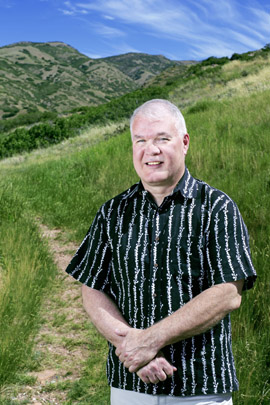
top-left (141, 183), bottom-right (176, 207)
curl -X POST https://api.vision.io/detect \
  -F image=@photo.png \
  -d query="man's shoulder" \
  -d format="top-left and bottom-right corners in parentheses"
top-left (101, 182), bottom-right (140, 209)
top-left (195, 177), bottom-right (238, 213)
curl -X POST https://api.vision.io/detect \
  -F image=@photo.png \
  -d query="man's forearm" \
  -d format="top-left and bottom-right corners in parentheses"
top-left (81, 284), bottom-right (176, 383)
top-left (116, 280), bottom-right (244, 372)
top-left (149, 280), bottom-right (244, 349)
top-left (81, 285), bottom-right (130, 347)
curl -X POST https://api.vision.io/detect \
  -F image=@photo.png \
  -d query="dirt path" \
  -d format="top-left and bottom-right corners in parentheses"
top-left (6, 225), bottom-right (90, 404)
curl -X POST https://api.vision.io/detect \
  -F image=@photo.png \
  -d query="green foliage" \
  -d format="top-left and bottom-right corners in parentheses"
top-left (0, 85), bottom-right (169, 159)
top-left (2, 89), bottom-right (269, 403)
top-left (0, 42), bottom-right (178, 121)
top-left (0, 46), bottom-right (270, 402)
top-left (201, 56), bottom-right (230, 66)
top-left (187, 99), bottom-right (216, 114)
top-left (230, 44), bottom-right (270, 62)
top-left (0, 110), bottom-right (58, 133)
top-left (0, 186), bottom-right (56, 385)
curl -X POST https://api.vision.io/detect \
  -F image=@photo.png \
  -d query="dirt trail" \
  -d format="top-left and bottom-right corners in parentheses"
top-left (8, 225), bottom-right (89, 404)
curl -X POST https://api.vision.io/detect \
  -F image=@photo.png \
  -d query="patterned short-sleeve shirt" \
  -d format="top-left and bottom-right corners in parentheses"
top-left (66, 167), bottom-right (256, 397)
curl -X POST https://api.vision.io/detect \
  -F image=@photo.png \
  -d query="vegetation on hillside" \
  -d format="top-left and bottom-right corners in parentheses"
top-left (0, 45), bottom-right (269, 404)
top-left (0, 86), bottom-right (269, 403)
top-left (0, 85), bottom-right (170, 158)
top-left (0, 186), bottom-right (56, 385)
top-left (0, 41), bottom-right (181, 120)
top-left (1, 44), bottom-right (270, 160)
top-left (103, 52), bottom-right (187, 85)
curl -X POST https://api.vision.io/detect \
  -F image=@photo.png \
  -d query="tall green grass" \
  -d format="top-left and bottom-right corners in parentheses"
top-left (1, 89), bottom-right (269, 403)
top-left (0, 186), bottom-right (56, 385)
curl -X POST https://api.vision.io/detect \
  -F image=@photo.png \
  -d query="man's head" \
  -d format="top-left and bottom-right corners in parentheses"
top-left (130, 99), bottom-right (187, 139)
top-left (130, 99), bottom-right (189, 194)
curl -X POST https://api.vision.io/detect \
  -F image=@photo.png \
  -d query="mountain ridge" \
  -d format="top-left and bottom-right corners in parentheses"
top-left (0, 41), bottom-right (194, 119)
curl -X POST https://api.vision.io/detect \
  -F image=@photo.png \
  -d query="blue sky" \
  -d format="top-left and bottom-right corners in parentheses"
top-left (0, 0), bottom-right (269, 61)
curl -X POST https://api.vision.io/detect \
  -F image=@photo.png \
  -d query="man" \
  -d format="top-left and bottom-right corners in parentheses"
top-left (66, 99), bottom-right (256, 405)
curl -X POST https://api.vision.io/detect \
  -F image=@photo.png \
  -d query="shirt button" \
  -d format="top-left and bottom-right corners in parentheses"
top-left (154, 263), bottom-right (158, 268)
top-left (155, 236), bottom-right (159, 242)
top-left (153, 293), bottom-right (157, 297)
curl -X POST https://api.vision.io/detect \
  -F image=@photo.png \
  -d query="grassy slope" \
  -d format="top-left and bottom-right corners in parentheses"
top-left (0, 49), bottom-right (270, 403)
top-left (169, 53), bottom-right (270, 111)
top-left (0, 187), bottom-right (57, 386)
top-left (0, 88), bottom-right (269, 403)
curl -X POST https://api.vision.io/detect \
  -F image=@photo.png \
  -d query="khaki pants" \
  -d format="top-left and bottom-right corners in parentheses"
top-left (110, 387), bottom-right (233, 405)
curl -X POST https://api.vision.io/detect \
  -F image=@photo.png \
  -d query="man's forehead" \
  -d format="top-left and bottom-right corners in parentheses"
top-left (132, 114), bottom-right (178, 137)
top-left (133, 131), bottom-right (173, 139)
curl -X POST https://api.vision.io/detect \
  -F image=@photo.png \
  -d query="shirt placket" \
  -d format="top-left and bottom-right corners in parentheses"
top-left (148, 205), bottom-right (162, 326)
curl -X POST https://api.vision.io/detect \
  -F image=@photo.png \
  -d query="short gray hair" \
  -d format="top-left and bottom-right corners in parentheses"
top-left (130, 99), bottom-right (187, 138)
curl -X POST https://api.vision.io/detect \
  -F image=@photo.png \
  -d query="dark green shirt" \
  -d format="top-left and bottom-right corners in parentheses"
top-left (66, 168), bottom-right (256, 397)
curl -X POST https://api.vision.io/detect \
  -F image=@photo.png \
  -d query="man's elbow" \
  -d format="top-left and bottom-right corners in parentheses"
top-left (228, 279), bottom-right (244, 312)
top-left (81, 284), bottom-right (94, 311)
top-left (230, 293), bottom-right (242, 312)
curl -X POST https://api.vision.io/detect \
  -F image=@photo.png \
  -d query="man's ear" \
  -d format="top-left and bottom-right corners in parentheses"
top-left (183, 133), bottom-right (190, 155)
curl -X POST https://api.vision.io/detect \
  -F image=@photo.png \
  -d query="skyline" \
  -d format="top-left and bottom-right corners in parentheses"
top-left (0, 0), bottom-right (269, 61)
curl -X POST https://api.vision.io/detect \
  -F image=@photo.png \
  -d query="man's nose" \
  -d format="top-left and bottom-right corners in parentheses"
top-left (145, 142), bottom-right (160, 155)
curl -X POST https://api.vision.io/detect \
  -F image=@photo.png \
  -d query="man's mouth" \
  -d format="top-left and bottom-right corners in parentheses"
top-left (146, 161), bottom-right (162, 166)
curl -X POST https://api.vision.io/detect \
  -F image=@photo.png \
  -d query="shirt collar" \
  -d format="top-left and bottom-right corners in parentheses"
top-left (173, 167), bottom-right (199, 199)
top-left (123, 167), bottom-right (198, 201)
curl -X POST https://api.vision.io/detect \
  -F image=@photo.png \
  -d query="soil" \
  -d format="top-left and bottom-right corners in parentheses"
top-left (6, 225), bottom-right (89, 404)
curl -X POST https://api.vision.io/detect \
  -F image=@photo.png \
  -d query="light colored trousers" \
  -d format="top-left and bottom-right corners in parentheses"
top-left (111, 387), bottom-right (233, 405)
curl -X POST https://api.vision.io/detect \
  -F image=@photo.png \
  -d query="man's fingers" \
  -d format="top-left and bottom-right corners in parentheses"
top-left (128, 360), bottom-right (143, 373)
top-left (159, 359), bottom-right (177, 377)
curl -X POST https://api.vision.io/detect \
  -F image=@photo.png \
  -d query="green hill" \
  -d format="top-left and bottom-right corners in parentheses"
top-left (0, 44), bottom-right (269, 405)
top-left (102, 52), bottom-right (192, 85)
top-left (0, 88), bottom-right (269, 405)
top-left (0, 42), bottom-right (188, 120)
top-left (1, 44), bottom-right (270, 159)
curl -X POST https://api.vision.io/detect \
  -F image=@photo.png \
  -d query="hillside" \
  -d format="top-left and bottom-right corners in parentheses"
top-left (102, 52), bottom-right (190, 86)
top-left (0, 40), bottom-right (269, 404)
top-left (0, 41), bottom-right (187, 119)
top-left (0, 87), bottom-right (269, 404)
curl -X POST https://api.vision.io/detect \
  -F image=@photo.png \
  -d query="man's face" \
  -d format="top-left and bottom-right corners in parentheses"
top-left (132, 113), bottom-right (189, 190)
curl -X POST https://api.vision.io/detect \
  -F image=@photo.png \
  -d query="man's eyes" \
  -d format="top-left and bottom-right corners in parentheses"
top-left (135, 137), bottom-right (170, 144)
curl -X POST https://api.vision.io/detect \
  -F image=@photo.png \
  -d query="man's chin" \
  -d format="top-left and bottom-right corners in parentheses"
top-left (142, 176), bottom-right (173, 188)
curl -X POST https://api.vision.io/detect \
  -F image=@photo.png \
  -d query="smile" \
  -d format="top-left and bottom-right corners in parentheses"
top-left (146, 161), bottom-right (162, 166)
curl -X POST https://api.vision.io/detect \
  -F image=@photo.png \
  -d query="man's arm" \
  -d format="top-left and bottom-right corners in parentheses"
top-left (115, 279), bottom-right (244, 372)
top-left (81, 285), bottom-right (130, 347)
top-left (81, 285), bottom-right (176, 382)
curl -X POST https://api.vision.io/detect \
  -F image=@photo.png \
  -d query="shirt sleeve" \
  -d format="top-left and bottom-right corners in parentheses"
top-left (65, 207), bottom-right (112, 291)
top-left (206, 196), bottom-right (257, 290)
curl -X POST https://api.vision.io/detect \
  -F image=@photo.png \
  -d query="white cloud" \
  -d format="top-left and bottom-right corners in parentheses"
top-left (109, 41), bottom-right (140, 54)
top-left (94, 23), bottom-right (125, 37)
top-left (103, 14), bottom-right (114, 20)
top-left (228, 29), bottom-right (263, 50)
top-left (59, 8), bottom-right (74, 15)
top-left (66, 0), bottom-right (269, 58)
top-left (59, 0), bottom-right (89, 16)
top-left (248, 7), bottom-right (270, 33)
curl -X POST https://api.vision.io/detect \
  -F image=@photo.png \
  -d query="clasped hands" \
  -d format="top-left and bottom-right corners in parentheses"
top-left (115, 327), bottom-right (176, 384)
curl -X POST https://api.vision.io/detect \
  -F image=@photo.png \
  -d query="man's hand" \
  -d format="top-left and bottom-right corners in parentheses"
top-left (115, 328), bottom-right (159, 372)
top-left (137, 352), bottom-right (177, 384)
